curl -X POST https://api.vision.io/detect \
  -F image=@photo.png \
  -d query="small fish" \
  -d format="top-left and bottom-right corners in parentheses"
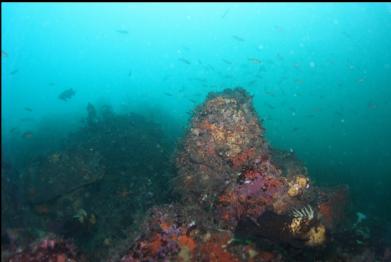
top-left (291, 127), bottom-right (300, 132)
top-left (22, 131), bottom-right (33, 139)
top-left (342, 31), bottom-right (352, 39)
top-left (265, 103), bottom-right (275, 110)
top-left (248, 58), bottom-right (262, 64)
top-left (178, 58), bottom-right (191, 65)
top-left (264, 90), bottom-right (276, 97)
top-left (221, 8), bottom-right (230, 18)
top-left (206, 64), bottom-right (215, 71)
top-left (48, 82), bottom-right (55, 86)
top-left (128, 70), bottom-right (132, 77)
top-left (248, 80), bottom-right (257, 86)
top-left (164, 92), bottom-right (173, 96)
top-left (10, 69), bottom-right (19, 75)
top-left (222, 59), bottom-right (232, 65)
top-left (116, 29), bottom-right (128, 34)
top-left (232, 35), bottom-right (244, 42)
top-left (2, 50), bottom-right (8, 57)
top-left (10, 127), bottom-right (19, 133)
top-left (58, 88), bottom-right (75, 101)
top-left (24, 107), bottom-right (33, 112)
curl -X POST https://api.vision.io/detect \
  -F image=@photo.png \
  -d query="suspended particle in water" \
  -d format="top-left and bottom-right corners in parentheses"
top-left (309, 61), bottom-right (316, 68)
top-left (340, 118), bottom-right (345, 123)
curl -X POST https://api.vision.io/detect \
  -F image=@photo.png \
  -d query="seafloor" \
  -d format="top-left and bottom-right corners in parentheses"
top-left (2, 88), bottom-right (390, 261)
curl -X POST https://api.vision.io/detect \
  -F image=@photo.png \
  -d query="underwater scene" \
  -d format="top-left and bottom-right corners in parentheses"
top-left (1, 3), bottom-right (391, 261)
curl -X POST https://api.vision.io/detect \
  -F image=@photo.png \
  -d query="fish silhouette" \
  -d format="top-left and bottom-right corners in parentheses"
top-left (116, 29), bottom-right (128, 34)
top-left (232, 35), bottom-right (244, 42)
top-left (178, 58), bottom-right (191, 65)
top-left (58, 88), bottom-right (76, 101)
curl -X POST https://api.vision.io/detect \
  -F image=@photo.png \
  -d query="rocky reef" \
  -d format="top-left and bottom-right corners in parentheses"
top-left (119, 88), bottom-right (351, 261)
top-left (1, 105), bottom-right (176, 261)
top-left (5, 233), bottom-right (85, 262)
top-left (3, 88), bottom-right (389, 261)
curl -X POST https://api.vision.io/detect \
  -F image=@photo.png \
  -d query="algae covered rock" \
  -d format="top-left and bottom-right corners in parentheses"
top-left (22, 149), bottom-right (104, 205)
top-left (175, 88), bottom-right (271, 208)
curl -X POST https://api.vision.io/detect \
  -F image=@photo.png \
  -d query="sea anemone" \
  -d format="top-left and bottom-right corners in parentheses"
top-left (290, 205), bottom-right (314, 221)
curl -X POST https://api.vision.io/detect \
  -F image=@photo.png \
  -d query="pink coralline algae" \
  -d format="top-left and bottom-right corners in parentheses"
top-left (218, 168), bottom-right (287, 229)
top-left (7, 234), bottom-right (84, 262)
